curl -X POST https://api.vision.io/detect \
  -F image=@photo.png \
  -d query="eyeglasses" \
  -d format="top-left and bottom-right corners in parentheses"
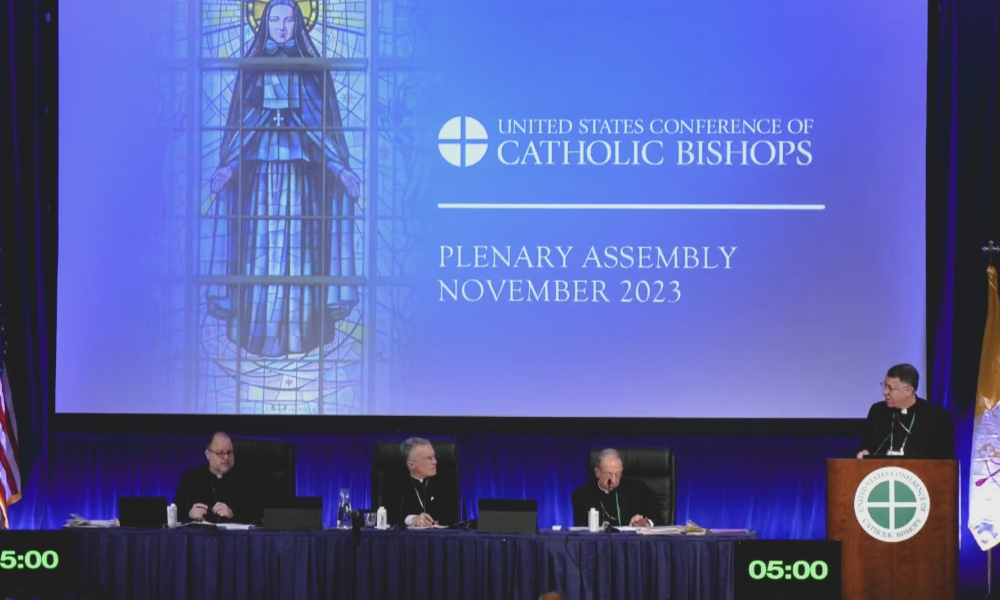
top-left (879, 382), bottom-right (912, 393)
top-left (207, 449), bottom-right (234, 458)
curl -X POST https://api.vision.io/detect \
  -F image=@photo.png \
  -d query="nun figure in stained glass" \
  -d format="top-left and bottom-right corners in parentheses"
top-left (208, 0), bottom-right (361, 357)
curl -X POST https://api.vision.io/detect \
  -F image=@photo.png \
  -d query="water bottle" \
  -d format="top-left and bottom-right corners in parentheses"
top-left (376, 506), bottom-right (388, 530)
top-left (167, 503), bottom-right (178, 528)
top-left (337, 488), bottom-right (352, 529)
top-left (588, 508), bottom-right (600, 532)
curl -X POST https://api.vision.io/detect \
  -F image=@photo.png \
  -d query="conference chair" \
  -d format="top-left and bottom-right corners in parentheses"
top-left (588, 447), bottom-right (676, 526)
top-left (232, 438), bottom-right (296, 507)
top-left (372, 440), bottom-right (460, 518)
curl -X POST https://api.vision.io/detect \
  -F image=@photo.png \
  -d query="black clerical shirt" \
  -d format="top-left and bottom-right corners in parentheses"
top-left (174, 465), bottom-right (260, 523)
top-left (382, 471), bottom-right (460, 527)
top-left (571, 477), bottom-right (663, 527)
top-left (860, 398), bottom-right (955, 459)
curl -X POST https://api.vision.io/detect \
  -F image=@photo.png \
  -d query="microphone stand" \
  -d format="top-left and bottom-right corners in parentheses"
top-left (989, 547), bottom-right (994, 599)
top-left (350, 509), bottom-right (362, 598)
top-left (603, 478), bottom-right (620, 532)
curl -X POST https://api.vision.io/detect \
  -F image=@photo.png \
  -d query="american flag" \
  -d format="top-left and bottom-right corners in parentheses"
top-left (0, 299), bottom-right (21, 529)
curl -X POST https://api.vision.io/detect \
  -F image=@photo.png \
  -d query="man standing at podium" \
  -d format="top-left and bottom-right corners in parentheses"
top-left (857, 363), bottom-right (955, 459)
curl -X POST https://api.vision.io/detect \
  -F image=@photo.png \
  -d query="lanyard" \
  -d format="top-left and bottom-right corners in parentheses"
top-left (599, 488), bottom-right (622, 525)
top-left (890, 411), bottom-right (917, 452)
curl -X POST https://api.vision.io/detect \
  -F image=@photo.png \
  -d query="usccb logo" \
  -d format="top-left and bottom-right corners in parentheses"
top-left (853, 467), bottom-right (930, 542)
top-left (435, 116), bottom-right (814, 168)
top-left (438, 117), bottom-right (489, 167)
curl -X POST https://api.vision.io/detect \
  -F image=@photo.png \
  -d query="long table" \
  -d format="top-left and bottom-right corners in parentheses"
top-left (70, 528), bottom-right (754, 600)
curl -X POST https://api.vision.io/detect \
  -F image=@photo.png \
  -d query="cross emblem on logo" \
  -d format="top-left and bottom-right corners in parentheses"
top-left (854, 467), bottom-right (930, 542)
top-left (862, 479), bottom-right (919, 529)
top-left (438, 116), bottom-right (489, 167)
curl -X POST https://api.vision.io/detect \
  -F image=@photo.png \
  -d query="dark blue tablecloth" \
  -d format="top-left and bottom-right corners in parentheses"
top-left (69, 528), bottom-right (753, 600)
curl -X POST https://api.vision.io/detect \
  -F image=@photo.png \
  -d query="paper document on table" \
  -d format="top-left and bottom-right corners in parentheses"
top-left (637, 521), bottom-right (708, 536)
top-left (64, 514), bottom-right (119, 528)
top-left (637, 526), bottom-right (686, 535)
top-left (216, 523), bottom-right (254, 530)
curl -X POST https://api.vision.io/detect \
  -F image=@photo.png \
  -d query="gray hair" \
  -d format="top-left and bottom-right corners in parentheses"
top-left (400, 437), bottom-right (432, 461)
top-left (595, 448), bottom-right (622, 469)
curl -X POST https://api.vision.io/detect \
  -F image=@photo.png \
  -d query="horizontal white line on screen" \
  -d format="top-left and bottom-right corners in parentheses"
top-left (437, 203), bottom-right (827, 210)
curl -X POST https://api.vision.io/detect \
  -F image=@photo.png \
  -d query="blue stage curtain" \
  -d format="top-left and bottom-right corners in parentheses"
top-left (38, 432), bottom-right (856, 542)
top-left (929, 0), bottom-right (1000, 595)
top-left (1, 0), bottom-right (54, 532)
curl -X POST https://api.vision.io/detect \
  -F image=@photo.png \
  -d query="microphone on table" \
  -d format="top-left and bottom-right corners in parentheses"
top-left (392, 488), bottom-right (407, 530)
top-left (605, 477), bottom-right (619, 533)
top-left (351, 510), bottom-right (362, 546)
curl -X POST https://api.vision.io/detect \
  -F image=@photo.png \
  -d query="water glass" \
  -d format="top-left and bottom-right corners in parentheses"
top-left (337, 488), bottom-right (353, 529)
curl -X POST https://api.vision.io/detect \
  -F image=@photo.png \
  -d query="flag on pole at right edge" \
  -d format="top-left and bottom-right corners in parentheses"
top-left (970, 265), bottom-right (1000, 550)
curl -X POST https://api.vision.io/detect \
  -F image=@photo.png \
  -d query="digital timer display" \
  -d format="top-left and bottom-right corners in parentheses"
top-left (747, 558), bottom-right (830, 580)
top-left (734, 540), bottom-right (841, 600)
top-left (0, 549), bottom-right (61, 570)
top-left (0, 531), bottom-right (74, 596)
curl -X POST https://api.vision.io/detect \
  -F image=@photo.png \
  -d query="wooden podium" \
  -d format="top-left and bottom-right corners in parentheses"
top-left (826, 459), bottom-right (958, 600)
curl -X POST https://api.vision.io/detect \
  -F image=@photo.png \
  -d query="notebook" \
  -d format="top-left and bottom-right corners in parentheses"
top-left (477, 499), bottom-right (537, 534)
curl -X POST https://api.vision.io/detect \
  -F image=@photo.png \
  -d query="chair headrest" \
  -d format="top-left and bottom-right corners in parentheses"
top-left (374, 440), bottom-right (458, 470)
top-left (588, 448), bottom-right (674, 476)
top-left (233, 439), bottom-right (295, 462)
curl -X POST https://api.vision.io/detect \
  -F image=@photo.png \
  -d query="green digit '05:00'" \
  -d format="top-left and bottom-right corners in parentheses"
top-left (0, 550), bottom-right (60, 570)
top-left (748, 559), bottom-right (829, 581)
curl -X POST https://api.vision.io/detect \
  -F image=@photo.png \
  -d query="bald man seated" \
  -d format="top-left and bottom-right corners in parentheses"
top-left (571, 448), bottom-right (663, 528)
top-left (174, 432), bottom-right (261, 524)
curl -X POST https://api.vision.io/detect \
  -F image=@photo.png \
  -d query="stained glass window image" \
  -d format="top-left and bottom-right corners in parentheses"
top-left (155, 0), bottom-right (423, 414)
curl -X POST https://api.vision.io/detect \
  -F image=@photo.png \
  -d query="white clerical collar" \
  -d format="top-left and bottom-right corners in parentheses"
top-left (411, 475), bottom-right (425, 483)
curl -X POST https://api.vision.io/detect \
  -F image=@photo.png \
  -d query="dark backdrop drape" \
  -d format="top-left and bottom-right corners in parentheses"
top-left (929, 0), bottom-right (1000, 595)
top-left (4, 0), bottom-right (1000, 596)
top-left (1, 0), bottom-right (54, 531)
top-left (35, 432), bottom-right (855, 535)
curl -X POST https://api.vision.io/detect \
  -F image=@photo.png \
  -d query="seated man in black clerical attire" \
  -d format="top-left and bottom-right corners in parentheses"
top-left (857, 363), bottom-right (955, 459)
top-left (572, 448), bottom-right (663, 528)
top-left (175, 432), bottom-right (261, 523)
top-left (382, 437), bottom-right (460, 527)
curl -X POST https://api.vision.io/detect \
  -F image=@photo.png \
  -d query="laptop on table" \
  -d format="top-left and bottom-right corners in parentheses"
top-left (262, 496), bottom-right (324, 530)
top-left (118, 496), bottom-right (168, 528)
top-left (477, 499), bottom-right (538, 534)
